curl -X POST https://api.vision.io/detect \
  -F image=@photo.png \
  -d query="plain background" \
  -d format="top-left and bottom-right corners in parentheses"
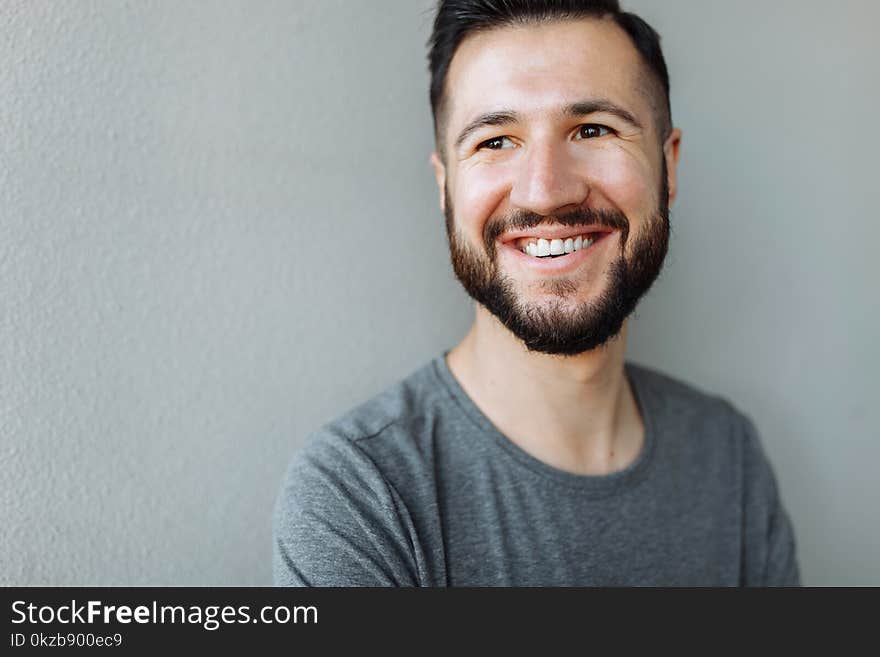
top-left (2, 0), bottom-right (877, 585)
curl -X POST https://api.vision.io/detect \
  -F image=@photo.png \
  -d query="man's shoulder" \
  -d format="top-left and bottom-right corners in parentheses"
top-left (625, 360), bottom-right (759, 457)
top-left (324, 355), bottom-right (443, 439)
top-left (273, 358), bottom-right (444, 586)
top-left (626, 360), bottom-right (735, 410)
top-left (286, 355), bottom-right (445, 477)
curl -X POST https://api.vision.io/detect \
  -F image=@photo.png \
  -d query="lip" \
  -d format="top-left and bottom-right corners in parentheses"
top-left (498, 224), bottom-right (617, 245)
top-left (498, 229), bottom-right (618, 275)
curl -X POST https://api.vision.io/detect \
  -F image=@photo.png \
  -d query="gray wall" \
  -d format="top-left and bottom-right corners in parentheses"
top-left (1, 0), bottom-right (876, 585)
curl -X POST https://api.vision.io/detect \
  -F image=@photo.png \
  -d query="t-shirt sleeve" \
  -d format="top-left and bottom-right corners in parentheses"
top-left (272, 430), bottom-right (420, 587)
top-left (739, 413), bottom-right (802, 586)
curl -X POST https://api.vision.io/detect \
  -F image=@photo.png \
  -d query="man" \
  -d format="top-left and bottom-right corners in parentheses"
top-left (273, 0), bottom-right (801, 586)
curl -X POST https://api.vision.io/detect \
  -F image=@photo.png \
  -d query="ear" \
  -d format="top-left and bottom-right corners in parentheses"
top-left (429, 151), bottom-right (447, 214)
top-left (663, 127), bottom-right (682, 207)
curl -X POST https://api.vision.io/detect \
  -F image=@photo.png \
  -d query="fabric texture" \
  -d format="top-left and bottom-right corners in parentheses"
top-left (273, 353), bottom-right (801, 586)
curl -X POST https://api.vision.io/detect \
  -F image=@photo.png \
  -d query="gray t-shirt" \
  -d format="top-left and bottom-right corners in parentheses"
top-left (273, 354), bottom-right (801, 586)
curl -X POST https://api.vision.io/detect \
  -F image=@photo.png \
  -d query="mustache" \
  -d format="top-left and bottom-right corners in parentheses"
top-left (483, 207), bottom-right (630, 256)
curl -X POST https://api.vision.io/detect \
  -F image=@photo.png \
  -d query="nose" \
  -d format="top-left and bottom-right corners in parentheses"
top-left (508, 141), bottom-right (590, 217)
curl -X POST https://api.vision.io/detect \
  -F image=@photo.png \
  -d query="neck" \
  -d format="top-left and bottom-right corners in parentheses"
top-left (446, 305), bottom-right (644, 476)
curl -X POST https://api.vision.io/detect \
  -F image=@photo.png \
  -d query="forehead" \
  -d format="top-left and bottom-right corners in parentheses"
top-left (444, 17), bottom-right (651, 131)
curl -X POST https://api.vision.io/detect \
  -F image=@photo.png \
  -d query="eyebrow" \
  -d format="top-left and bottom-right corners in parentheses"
top-left (453, 99), bottom-right (643, 150)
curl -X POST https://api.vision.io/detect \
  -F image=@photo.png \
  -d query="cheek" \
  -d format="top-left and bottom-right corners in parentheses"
top-left (586, 149), bottom-right (657, 217)
top-left (453, 167), bottom-right (509, 240)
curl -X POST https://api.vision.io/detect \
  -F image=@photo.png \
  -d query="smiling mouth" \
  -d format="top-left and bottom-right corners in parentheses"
top-left (515, 232), bottom-right (607, 258)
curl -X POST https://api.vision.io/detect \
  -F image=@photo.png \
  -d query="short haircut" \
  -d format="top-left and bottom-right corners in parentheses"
top-left (427, 0), bottom-right (672, 154)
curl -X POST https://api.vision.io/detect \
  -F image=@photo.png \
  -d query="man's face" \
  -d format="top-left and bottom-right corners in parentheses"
top-left (431, 17), bottom-right (681, 356)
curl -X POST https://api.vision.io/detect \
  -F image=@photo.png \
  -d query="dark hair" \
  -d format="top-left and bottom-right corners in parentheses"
top-left (427, 0), bottom-right (672, 150)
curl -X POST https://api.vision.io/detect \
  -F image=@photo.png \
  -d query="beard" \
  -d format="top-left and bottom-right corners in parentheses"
top-left (445, 167), bottom-right (670, 356)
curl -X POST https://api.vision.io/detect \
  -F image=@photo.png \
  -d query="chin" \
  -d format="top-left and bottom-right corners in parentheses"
top-left (518, 277), bottom-right (603, 305)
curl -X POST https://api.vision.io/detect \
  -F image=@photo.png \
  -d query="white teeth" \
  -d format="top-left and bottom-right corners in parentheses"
top-left (519, 233), bottom-right (599, 258)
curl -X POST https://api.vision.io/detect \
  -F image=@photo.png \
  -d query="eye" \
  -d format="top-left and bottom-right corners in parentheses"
top-left (576, 124), bottom-right (613, 139)
top-left (477, 136), bottom-right (516, 150)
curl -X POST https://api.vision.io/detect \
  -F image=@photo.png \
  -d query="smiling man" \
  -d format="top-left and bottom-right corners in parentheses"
top-left (273, 0), bottom-right (801, 586)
